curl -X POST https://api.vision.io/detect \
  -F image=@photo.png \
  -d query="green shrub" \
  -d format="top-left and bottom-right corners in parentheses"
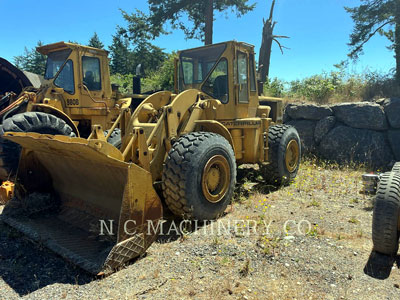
top-left (283, 69), bottom-right (398, 104)
top-left (264, 77), bottom-right (285, 97)
top-left (110, 73), bottom-right (134, 94)
top-left (110, 53), bottom-right (176, 95)
top-left (142, 53), bottom-right (176, 92)
top-left (361, 71), bottom-right (400, 101)
top-left (290, 74), bottom-right (336, 104)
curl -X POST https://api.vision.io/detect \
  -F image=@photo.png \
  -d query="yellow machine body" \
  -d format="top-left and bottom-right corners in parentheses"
top-left (0, 41), bottom-right (298, 274)
top-left (1, 42), bottom-right (133, 137)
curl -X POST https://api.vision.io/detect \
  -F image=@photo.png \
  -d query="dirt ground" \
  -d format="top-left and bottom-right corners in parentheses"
top-left (0, 160), bottom-right (400, 299)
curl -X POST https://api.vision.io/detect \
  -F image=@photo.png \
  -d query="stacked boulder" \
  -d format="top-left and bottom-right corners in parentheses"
top-left (284, 98), bottom-right (400, 169)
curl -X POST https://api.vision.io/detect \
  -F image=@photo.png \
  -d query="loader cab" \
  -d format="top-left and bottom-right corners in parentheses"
top-left (38, 42), bottom-right (114, 110)
top-left (177, 41), bottom-right (259, 119)
top-left (36, 42), bottom-right (123, 135)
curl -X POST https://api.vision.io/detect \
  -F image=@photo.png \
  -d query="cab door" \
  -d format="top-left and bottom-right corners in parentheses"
top-left (237, 51), bottom-right (249, 104)
top-left (80, 55), bottom-right (103, 108)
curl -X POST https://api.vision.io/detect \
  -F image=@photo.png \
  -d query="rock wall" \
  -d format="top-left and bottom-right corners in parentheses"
top-left (283, 98), bottom-right (400, 169)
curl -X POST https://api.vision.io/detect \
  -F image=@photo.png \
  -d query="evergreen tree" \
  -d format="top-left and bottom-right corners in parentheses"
top-left (118, 12), bottom-right (167, 74)
top-left (346, 0), bottom-right (400, 82)
top-left (108, 30), bottom-right (134, 75)
top-left (88, 32), bottom-right (104, 49)
top-left (122, 0), bottom-right (255, 45)
top-left (14, 41), bottom-right (46, 75)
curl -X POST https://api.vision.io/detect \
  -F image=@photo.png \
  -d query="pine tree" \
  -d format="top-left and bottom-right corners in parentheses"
top-left (14, 41), bottom-right (46, 75)
top-left (346, 0), bottom-right (400, 82)
top-left (122, 0), bottom-right (255, 45)
top-left (117, 12), bottom-right (167, 74)
top-left (108, 31), bottom-right (134, 75)
top-left (88, 32), bottom-right (104, 49)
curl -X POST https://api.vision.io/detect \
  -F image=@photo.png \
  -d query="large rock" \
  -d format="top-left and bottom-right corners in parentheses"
top-left (285, 103), bottom-right (333, 120)
top-left (286, 119), bottom-right (316, 154)
top-left (383, 98), bottom-right (400, 128)
top-left (388, 130), bottom-right (400, 161)
top-left (314, 116), bottom-right (336, 144)
top-left (283, 109), bottom-right (291, 123)
top-left (331, 102), bottom-right (388, 131)
top-left (318, 126), bottom-right (393, 169)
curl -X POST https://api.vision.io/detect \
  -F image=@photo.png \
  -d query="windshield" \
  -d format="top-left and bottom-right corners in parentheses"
top-left (178, 44), bottom-right (226, 91)
top-left (44, 49), bottom-right (72, 79)
top-left (54, 60), bottom-right (75, 94)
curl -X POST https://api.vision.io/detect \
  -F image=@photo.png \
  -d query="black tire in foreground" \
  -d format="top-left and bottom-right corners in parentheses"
top-left (0, 112), bottom-right (76, 180)
top-left (392, 162), bottom-right (400, 174)
top-left (104, 128), bottom-right (122, 149)
top-left (261, 124), bottom-right (301, 186)
top-left (372, 171), bottom-right (400, 255)
top-left (162, 132), bottom-right (236, 220)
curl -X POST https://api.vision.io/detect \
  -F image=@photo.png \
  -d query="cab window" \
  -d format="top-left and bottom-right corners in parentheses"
top-left (45, 49), bottom-right (72, 79)
top-left (54, 60), bottom-right (75, 94)
top-left (202, 59), bottom-right (229, 104)
top-left (82, 56), bottom-right (101, 91)
top-left (179, 43), bottom-right (226, 91)
top-left (237, 51), bottom-right (249, 103)
top-left (249, 53), bottom-right (256, 92)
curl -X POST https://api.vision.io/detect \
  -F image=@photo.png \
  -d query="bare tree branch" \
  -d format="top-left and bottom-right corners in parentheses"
top-left (273, 38), bottom-right (289, 54)
top-left (273, 35), bottom-right (289, 39)
top-left (258, 0), bottom-right (289, 82)
top-left (271, 21), bottom-right (277, 31)
top-left (268, 0), bottom-right (276, 21)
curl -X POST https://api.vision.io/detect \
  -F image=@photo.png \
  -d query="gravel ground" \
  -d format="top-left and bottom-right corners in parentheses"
top-left (1, 160), bottom-right (400, 299)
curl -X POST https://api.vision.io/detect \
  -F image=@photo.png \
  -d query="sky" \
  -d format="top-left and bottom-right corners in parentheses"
top-left (0, 0), bottom-right (395, 81)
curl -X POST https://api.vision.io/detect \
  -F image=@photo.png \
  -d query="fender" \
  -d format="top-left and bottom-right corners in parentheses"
top-left (194, 120), bottom-right (235, 153)
top-left (31, 103), bottom-right (80, 137)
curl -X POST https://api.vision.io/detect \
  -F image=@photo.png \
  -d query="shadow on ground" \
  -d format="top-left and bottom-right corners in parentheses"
top-left (0, 165), bottom-right (281, 296)
top-left (364, 251), bottom-right (400, 280)
top-left (0, 222), bottom-right (93, 296)
top-left (154, 165), bottom-right (280, 245)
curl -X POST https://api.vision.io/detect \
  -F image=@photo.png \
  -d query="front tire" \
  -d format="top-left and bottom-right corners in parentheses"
top-left (162, 132), bottom-right (236, 220)
top-left (372, 172), bottom-right (400, 255)
top-left (261, 124), bottom-right (301, 186)
top-left (0, 112), bottom-right (76, 180)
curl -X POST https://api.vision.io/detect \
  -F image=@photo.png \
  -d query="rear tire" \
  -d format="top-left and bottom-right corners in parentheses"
top-left (0, 112), bottom-right (76, 180)
top-left (104, 128), bottom-right (121, 149)
top-left (261, 124), bottom-right (301, 186)
top-left (372, 172), bottom-right (400, 255)
top-left (162, 132), bottom-right (236, 220)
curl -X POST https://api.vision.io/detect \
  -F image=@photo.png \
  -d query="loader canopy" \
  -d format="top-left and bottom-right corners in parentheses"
top-left (1, 133), bottom-right (163, 274)
top-left (178, 43), bottom-right (226, 92)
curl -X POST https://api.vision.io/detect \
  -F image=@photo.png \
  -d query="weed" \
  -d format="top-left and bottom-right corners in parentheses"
top-left (239, 258), bottom-right (250, 277)
top-left (307, 224), bottom-right (319, 237)
top-left (348, 217), bottom-right (360, 224)
top-left (350, 198), bottom-right (359, 204)
top-left (308, 199), bottom-right (321, 207)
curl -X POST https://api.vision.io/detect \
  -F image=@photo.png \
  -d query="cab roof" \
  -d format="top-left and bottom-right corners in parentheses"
top-left (37, 41), bottom-right (108, 56)
top-left (178, 40), bottom-right (255, 55)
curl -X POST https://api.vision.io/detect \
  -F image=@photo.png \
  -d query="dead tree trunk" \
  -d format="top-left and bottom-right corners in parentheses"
top-left (258, 0), bottom-right (288, 83)
top-left (204, 0), bottom-right (214, 45)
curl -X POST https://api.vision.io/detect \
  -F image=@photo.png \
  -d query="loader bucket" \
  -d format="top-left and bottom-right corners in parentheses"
top-left (0, 132), bottom-right (163, 274)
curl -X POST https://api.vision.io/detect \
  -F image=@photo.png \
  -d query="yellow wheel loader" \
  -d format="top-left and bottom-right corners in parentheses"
top-left (0, 41), bottom-right (301, 275)
top-left (0, 42), bottom-right (144, 181)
